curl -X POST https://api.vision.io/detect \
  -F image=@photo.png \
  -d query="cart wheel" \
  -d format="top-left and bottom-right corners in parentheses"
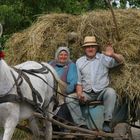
top-left (113, 123), bottom-right (133, 140)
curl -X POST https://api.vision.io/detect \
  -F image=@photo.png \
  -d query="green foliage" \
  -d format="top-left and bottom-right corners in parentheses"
top-left (120, 0), bottom-right (127, 8)
top-left (0, 0), bottom-right (140, 46)
top-left (0, 5), bottom-right (22, 33)
top-left (88, 0), bottom-right (107, 10)
top-left (129, 0), bottom-right (140, 7)
top-left (114, 0), bottom-right (140, 8)
top-left (0, 0), bottom-right (89, 36)
top-left (0, 1), bottom-right (33, 32)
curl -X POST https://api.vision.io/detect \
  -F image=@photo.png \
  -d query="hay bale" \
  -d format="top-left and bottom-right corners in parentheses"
top-left (6, 9), bottom-right (140, 109)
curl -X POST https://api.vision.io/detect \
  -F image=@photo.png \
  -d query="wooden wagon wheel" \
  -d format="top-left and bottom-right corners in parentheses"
top-left (113, 123), bottom-right (133, 140)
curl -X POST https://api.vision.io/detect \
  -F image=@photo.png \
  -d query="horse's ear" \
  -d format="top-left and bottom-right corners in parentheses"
top-left (0, 23), bottom-right (3, 37)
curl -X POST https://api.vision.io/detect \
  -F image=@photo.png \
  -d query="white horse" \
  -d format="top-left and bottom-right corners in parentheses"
top-left (0, 59), bottom-right (64, 140)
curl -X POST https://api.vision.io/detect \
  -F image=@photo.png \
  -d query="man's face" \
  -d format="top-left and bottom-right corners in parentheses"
top-left (84, 46), bottom-right (98, 58)
top-left (58, 50), bottom-right (69, 64)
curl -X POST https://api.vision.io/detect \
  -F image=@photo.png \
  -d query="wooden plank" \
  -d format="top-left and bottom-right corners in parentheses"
top-left (53, 131), bottom-right (96, 137)
top-left (34, 112), bottom-right (123, 139)
top-left (53, 135), bottom-right (76, 139)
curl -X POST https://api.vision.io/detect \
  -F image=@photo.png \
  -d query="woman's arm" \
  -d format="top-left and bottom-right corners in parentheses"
top-left (66, 63), bottom-right (78, 94)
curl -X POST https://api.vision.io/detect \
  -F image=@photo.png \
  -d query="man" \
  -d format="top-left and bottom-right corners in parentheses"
top-left (66, 36), bottom-right (124, 132)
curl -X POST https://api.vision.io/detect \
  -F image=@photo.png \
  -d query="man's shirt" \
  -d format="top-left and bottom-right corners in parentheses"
top-left (76, 53), bottom-right (119, 93)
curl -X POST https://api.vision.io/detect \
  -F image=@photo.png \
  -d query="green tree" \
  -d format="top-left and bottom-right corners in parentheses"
top-left (129, 0), bottom-right (140, 7)
top-left (88, 0), bottom-right (108, 10)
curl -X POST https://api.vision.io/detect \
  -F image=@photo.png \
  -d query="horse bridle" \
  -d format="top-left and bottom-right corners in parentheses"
top-left (0, 63), bottom-right (57, 114)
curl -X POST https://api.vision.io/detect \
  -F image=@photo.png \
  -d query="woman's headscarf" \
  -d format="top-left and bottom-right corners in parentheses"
top-left (55, 47), bottom-right (70, 63)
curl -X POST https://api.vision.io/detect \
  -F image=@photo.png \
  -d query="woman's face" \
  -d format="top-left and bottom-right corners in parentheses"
top-left (58, 50), bottom-right (69, 64)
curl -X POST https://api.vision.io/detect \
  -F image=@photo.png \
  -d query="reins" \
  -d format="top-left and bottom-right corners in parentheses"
top-left (0, 61), bottom-right (102, 130)
top-left (0, 63), bottom-right (51, 114)
top-left (0, 62), bottom-right (79, 116)
top-left (20, 62), bottom-right (79, 101)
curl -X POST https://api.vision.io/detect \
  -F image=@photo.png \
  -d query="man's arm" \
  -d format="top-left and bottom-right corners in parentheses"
top-left (111, 53), bottom-right (124, 64)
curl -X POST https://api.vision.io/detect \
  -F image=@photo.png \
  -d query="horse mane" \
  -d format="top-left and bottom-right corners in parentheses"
top-left (42, 62), bottom-right (67, 105)
top-left (42, 62), bottom-right (67, 88)
top-left (0, 59), bottom-right (15, 95)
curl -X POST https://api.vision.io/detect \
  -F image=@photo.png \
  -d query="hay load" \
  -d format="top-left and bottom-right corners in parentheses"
top-left (6, 9), bottom-right (140, 111)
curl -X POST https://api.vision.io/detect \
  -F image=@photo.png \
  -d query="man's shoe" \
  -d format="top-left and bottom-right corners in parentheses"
top-left (103, 121), bottom-right (112, 133)
top-left (79, 125), bottom-right (89, 129)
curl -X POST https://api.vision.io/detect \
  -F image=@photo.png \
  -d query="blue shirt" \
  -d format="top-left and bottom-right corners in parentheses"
top-left (50, 61), bottom-right (78, 94)
top-left (76, 53), bottom-right (119, 93)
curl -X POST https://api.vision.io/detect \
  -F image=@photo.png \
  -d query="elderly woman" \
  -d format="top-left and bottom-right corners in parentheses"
top-left (50, 46), bottom-right (77, 94)
top-left (49, 45), bottom-right (78, 130)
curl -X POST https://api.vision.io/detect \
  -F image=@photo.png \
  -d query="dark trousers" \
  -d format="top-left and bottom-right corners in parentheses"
top-left (53, 104), bottom-right (73, 131)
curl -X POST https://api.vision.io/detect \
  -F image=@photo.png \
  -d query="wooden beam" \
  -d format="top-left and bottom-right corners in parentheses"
top-left (53, 131), bottom-right (96, 138)
top-left (33, 112), bottom-right (123, 139)
top-left (105, 0), bottom-right (121, 41)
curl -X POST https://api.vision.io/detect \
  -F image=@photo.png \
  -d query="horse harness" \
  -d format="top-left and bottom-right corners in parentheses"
top-left (0, 63), bottom-right (58, 114)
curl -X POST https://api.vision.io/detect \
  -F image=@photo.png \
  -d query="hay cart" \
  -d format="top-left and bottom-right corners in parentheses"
top-left (17, 99), bottom-right (138, 140)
